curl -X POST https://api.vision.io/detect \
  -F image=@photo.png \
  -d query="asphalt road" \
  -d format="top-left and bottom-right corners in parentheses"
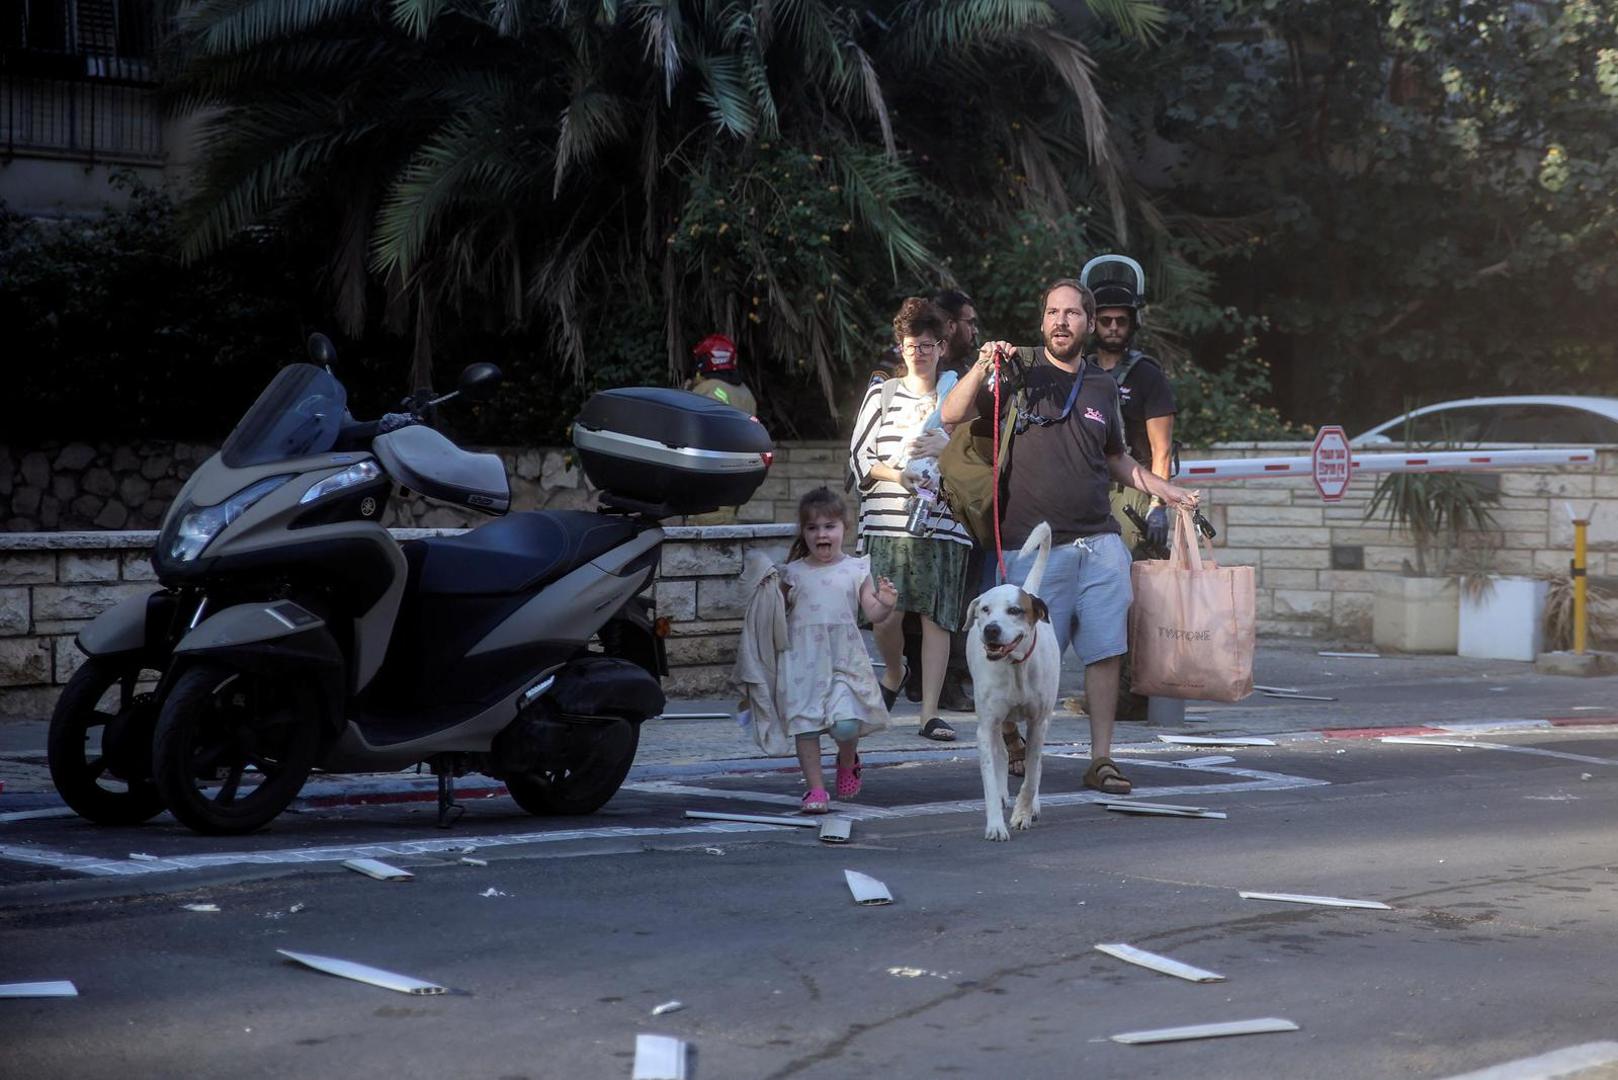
top-left (5, 726), bottom-right (1618, 1079)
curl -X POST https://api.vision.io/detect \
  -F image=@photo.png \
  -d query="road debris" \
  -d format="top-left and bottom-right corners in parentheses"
top-left (887, 967), bottom-right (951, 980)
top-left (683, 810), bottom-right (819, 829)
top-left (1581, 773), bottom-right (1594, 781)
top-left (1240, 891), bottom-right (1392, 910)
top-left (1094, 943), bottom-right (1225, 983)
top-left (342, 858), bottom-right (413, 881)
top-left (461, 857), bottom-right (488, 867)
top-left (181, 903), bottom-right (220, 913)
top-left (0, 981), bottom-right (78, 998)
top-left (1101, 801), bottom-right (1226, 820)
top-left (651, 1000), bottom-right (685, 1016)
top-left (1172, 755), bottom-right (1236, 767)
top-left (479, 888), bottom-right (509, 898)
top-left (289, 903), bottom-right (306, 914)
top-left (1260, 691), bottom-right (1337, 702)
top-left (844, 869), bottom-right (893, 905)
top-left (1110, 1018), bottom-right (1299, 1045)
top-left (1253, 685), bottom-right (1298, 694)
top-left (129, 853), bottom-right (159, 862)
top-left (1158, 735), bottom-right (1276, 747)
top-left (276, 950), bottom-right (447, 995)
top-left (818, 817), bottom-right (852, 844)
top-left (632, 1034), bottom-right (693, 1080)
top-left (704, 847), bottom-right (725, 856)
top-left (1318, 651), bottom-right (1378, 659)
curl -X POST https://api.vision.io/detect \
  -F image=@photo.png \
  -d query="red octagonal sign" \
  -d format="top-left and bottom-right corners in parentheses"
top-left (1312, 425), bottom-right (1352, 502)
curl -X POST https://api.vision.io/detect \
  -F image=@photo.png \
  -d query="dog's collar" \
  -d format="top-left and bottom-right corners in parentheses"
top-left (1008, 624), bottom-right (1039, 665)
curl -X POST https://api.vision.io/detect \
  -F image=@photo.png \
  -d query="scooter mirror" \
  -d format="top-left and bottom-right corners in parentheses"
top-left (458, 362), bottom-right (503, 402)
top-left (307, 333), bottom-right (338, 367)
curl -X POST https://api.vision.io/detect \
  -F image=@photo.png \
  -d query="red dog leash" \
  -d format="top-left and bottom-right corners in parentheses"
top-left (991, 347), bottom-right (1008, 584)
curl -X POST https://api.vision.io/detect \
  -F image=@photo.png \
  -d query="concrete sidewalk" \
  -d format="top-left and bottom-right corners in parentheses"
top-left (3, 638), bottom-right (1614, 810)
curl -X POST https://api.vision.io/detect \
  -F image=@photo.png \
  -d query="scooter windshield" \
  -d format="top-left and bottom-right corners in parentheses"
top-left (220, 363), bottom-right (348, 468)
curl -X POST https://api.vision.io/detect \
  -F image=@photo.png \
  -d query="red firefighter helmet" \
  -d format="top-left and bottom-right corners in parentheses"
top-left (693, 333), bottom-right (738, 374)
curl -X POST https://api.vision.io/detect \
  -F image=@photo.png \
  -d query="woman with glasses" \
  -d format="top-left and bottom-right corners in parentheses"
top-left (847, 298), bottom-right (975, 742)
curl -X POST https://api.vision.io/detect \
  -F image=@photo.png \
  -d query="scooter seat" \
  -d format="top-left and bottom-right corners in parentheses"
top-left (411, 511), bottom-right (640, 596)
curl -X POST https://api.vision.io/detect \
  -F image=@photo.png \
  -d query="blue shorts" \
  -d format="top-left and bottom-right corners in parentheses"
top-left (1005, 533), bottom-right (1132, 666)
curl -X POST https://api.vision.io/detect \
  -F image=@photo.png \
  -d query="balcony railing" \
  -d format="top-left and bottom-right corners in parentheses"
top-left (2, 0), bottom-right (164, 163)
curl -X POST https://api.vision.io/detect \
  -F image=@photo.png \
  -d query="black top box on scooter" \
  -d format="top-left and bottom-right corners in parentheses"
top-left (572, 387), bottom-right (774, 516)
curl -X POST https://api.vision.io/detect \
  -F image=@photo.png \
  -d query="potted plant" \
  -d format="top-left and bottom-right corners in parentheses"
top-left (1364, 417), bottom-right (1501, 653)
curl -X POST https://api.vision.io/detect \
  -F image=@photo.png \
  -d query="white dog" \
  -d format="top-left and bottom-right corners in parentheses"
top-left (966, 522), bottom-right (1061, 841)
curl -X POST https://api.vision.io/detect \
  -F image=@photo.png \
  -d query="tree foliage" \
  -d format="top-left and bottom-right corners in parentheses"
top-left (171, 0), bottom-right (1165, 424)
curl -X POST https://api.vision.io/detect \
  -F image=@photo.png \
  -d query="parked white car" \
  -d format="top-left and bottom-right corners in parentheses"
top-left (1351, 395), bottom-right (1618, 446)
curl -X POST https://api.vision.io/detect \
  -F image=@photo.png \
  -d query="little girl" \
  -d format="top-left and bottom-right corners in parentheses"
top-left (778, 487), bottom-right (897, 813)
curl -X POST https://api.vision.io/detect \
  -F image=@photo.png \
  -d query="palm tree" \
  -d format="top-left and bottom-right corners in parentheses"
top-left (172, 0), bottom-right (1166, 415)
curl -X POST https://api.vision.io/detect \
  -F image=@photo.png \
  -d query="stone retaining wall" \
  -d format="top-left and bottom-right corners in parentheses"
top-left (3, 444), bottom-right (1614, 718)
top-left (0, 440), bottom-right (844, 532)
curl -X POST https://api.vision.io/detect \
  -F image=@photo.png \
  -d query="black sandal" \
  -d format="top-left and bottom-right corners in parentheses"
top-left (880, 663), bottom-right (909, 710)
top-left (919, 717), bottom-right (957, 742)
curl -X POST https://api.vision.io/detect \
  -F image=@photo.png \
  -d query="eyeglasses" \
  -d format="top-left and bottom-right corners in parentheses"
top-left (900, 340), bottom-right (942, 356)
top-left (1095, 315), bottom-right (1131, 328)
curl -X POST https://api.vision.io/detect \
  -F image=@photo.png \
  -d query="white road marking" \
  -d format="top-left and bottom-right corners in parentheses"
top-left (1437, 1041), bottom-right (1618, 1080)
top-left (0, 760), bottom-right (1326, 878)
top-left (0, 808), bottom-right (78, 824)
top-left (1379, 736), bottom-right (1618, 765)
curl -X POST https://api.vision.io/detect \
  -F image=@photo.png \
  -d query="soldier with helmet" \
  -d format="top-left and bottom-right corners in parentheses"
top-left (1080, 256), bottom-right (1179, 554)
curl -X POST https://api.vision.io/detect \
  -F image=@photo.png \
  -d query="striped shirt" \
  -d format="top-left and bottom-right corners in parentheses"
top-left (847, 379), bottom-right (973, 548)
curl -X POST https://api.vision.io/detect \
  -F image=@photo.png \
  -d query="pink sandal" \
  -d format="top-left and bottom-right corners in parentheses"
top-left (835, 756), bottom-right (862, 799)
top-left (801, 788), bottom-right (830, 814)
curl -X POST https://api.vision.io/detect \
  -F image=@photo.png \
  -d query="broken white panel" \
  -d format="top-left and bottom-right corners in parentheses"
top-left (275, 950), bottom-right (447, 995)
top-left (1111, 1017), bottom-right (1299, 1045)
top-left (1094, 943), bottom-right (1225, 983)
top-left (461, 857), bottom-right (488, 867)
top-left (1240, 891), bottom-right (1392, 910)
top-left (181, 903), bottom-right (220, 912)
top-left (844, 869), bottom-right (893, 905)
top-left (0, 981), bottom-right (78, 998)
top-left (683, 810), bottom-right (819, 829)
top-left (650, 1000), bottom-right (685, 1017)
top-left (1158, 735), bottom-right (1276, 747)
top-left (1436, 1040), bottom-right (1618, 1080)
top-left (342, 858), bottom-right (413, 881)
top-left (632, 1034), bottom-right (692, 1080)
top-left (1102, 801), bottom-right (1227, 820)
top-left (1172, 756), bottom-right (1236, 767)
top-left (818, 817), bottom-right (852, 844)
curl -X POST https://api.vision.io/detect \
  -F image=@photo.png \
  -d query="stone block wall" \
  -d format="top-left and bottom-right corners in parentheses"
top-left (0, 440), bottom-right (845, 532)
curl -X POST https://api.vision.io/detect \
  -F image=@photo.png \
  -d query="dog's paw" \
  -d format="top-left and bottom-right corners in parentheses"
top-left (1010, 806), bottom-right (1036, 830)
top-left (984, 822), bottom-right (1011, 842)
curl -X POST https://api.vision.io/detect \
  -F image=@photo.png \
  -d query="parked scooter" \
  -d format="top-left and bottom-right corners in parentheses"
top-left (47, 334), bottom-right (773, 835)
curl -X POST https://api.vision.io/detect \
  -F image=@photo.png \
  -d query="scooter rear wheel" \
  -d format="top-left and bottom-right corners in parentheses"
top-left (507, 718), bottom-right (640, 816)
top-left (47, 656), bottom-right (166, 825)
top-left (152, 662), bottom-right (321, 835)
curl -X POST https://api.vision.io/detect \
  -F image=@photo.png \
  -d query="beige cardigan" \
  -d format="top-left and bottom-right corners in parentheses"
top-left (732, 551), bottom-right (792, 755)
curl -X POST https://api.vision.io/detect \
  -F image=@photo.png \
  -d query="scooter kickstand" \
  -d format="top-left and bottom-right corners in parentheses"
top-left (436, 769), bottom-right (464, 829)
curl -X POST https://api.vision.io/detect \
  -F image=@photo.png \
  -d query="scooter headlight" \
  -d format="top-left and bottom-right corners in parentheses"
top-left (166, 475), bottom-right (293, 563)
top-left (299, 460), bottom-right (382, 504)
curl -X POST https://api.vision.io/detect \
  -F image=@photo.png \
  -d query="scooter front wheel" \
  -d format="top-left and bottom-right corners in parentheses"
top-left (151, 662), bottom-right (321, 835)
top-left (47, 656), bottom-right (167, 825)
top-left (507, 718), bottom-right (640, 816)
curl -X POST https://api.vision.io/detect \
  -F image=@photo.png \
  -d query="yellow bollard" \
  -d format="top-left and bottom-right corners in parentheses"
top-left (1572, 516), bottom-right (1588, 655)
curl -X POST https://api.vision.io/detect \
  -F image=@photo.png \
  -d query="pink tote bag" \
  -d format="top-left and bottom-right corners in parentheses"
top-left (1128, 507), bottom-right (1255, 702)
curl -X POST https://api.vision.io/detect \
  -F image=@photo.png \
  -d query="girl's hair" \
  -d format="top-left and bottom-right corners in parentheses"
top-left (892, 296), bottom-right (949, 343)
top-left (787, 486), bottom-right (847, 562)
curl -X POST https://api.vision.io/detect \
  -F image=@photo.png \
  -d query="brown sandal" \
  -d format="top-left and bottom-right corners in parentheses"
top-left (1002, 724), bottom-right (1026, 778)
top-left (1083, 756), bottom-right (1132, 795)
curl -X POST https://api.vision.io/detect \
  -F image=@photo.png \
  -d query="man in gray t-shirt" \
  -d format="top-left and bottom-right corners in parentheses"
top-left (940, 279), bottom-right (1200, 796)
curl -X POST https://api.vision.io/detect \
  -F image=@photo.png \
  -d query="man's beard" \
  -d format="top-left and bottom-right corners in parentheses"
top-left (1096, 330), bottom-right (1132, 353)
top-left (1043, 328), bottom-right (1084, 362)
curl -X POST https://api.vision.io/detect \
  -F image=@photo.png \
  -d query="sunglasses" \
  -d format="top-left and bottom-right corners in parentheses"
top-left (1096, 315), bottom-right (1131, 328)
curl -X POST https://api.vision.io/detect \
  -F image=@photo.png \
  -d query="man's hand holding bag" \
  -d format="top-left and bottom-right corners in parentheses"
top-left (1127, 507), bottom-right (1255, 703)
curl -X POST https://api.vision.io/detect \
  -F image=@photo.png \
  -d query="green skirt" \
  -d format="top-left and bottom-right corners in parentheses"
top-left (864, 534), bottom-right (972, 632)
